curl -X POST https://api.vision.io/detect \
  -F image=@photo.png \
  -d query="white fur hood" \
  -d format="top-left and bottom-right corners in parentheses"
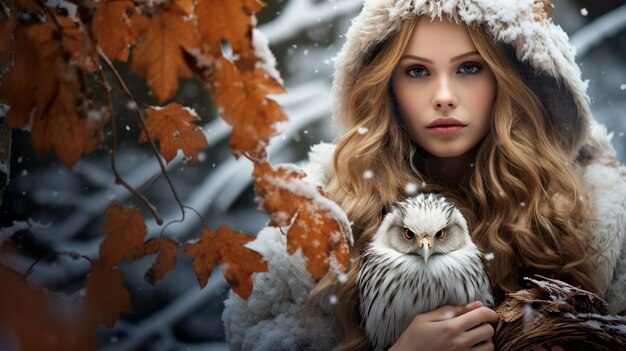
top-left (332, 0), bottom-right (591, 157)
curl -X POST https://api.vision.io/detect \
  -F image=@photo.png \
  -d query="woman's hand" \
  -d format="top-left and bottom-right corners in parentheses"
top-left (389, 301), bottom-right (499, 351)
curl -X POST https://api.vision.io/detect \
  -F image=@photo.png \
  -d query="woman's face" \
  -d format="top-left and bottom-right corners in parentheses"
top-left (392, 17), bottom-right (497, 158)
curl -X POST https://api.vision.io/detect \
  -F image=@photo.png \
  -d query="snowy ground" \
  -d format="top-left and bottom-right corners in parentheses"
top-left (1, 1), bottom-right (624, 350)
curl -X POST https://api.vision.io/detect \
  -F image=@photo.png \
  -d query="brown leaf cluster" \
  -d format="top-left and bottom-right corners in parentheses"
top-left (495, 275), bottom-right (626, 351)
top-left (253, 162), bottom-right (352, 279)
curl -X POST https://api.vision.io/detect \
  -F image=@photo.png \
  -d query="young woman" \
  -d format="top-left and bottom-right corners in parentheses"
top-left (223, 1), bottom-right (626, 350)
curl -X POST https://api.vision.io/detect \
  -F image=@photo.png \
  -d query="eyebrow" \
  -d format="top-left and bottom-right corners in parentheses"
top-left (400, 51), bottom-right (481, 64)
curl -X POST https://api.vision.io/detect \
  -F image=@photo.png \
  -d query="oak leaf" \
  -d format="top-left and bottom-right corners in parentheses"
top-left (212, 57), bottom-right (286, 160)
top-left (93, 0), bottom-right (138, 62)
top-left (253, 162), bottom-right (352, 279)
top-left (84, 260), bottom-right (132, 328)
top-left (196, 0), bottom-right (263, 67)
top-left (139, 103), bottom-right (208, 165)
top-left (184, 225), bottom-right (268, 299)
top-left (142, 237), bottom-right (179, 285)
top-left (100, 203), bottom-right (148, 266)
top-left (131, 6), bottom-right (200, 102)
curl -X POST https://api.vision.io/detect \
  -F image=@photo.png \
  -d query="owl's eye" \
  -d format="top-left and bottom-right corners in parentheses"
top-left (435, 228), bottom-right (446, 240)
top-left (403, 228), bottom-right (415, 240)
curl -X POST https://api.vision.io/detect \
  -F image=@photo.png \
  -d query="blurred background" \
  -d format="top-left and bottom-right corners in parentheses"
top-left (1, 0), bottom-right (625, 350)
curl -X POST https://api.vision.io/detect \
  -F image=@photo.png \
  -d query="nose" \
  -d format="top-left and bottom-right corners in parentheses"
top-left (432, 77), bottom-right (457, 110)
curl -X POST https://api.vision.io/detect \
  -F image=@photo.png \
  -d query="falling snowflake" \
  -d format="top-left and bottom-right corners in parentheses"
top-left (484, 252), bottom-right (494, 261)
top-left (580, 8), bottom-right (588, 16)
top-left (363, 170), bottom-right (374, 180)
top-left (405, 182), bottom-right (418, 195)
top-left (620, 84), bottom-right (626, 90)
top-left (358, 127), bottom-right (369, 135)
top-left (337, 273), bottom-right (348, 284)
top-left (441, 311), bottom-right (455, 320)
top-left (329, 295), bottom-right (338, 305)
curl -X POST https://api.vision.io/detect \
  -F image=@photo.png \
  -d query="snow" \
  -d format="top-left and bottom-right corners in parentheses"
top-left (621, 84), bottom-right (626, 90)
top-left (362, 170), bottom-right (374, 180)
top-left (580, 8), bottom-right (588, 17)
top-left (405, 182), bottom-right (418, 195)
top-left (484, 252), bottom-right (494, 261)
top-left (0, 219), bottom-right (52, 245)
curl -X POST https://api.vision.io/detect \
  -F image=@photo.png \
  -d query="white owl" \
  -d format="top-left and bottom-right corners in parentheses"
top-left (358, 193), bottom-right (493, 350)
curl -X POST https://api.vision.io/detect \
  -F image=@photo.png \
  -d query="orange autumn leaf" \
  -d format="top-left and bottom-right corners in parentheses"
top-left (100, 203), bottom-right (148, 266)
top-left (131, 6), bottom-right (200, 102)
top-left (142, 237), bottom-right (179, 285)
top-left (139, 103), bottom-right (208, 165)
top-left (184, 226), bottom-right (268, 299)
top-left (196, 0), bottom-right (263, 65)
top-left (253, 162), bottom-right (352, 279)
top-left (93, 0), bottom-right (138, 62)
top-left (84, 260), bottom-right (132, 328)
top-left (58, 16), bottom-right (98, 72)
top-left (174, 0), bottom-right (195, 15)
top-left (0, 264), bottom-right (98, 351)
top-left (212, 57), bottom-right (286, 160)
top-left (0, 22), bottom-right (103, 168)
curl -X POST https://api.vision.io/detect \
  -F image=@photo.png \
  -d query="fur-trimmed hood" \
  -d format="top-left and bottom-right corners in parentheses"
top-left (331, 0), bottom-right (592, 157)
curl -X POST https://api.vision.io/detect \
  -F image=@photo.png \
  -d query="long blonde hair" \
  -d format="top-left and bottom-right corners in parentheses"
top-left (316, 15), bottom-right (599, 350)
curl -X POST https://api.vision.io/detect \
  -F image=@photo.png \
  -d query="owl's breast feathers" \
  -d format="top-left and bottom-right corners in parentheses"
top-left (358, 245), bottom-right (493, 350)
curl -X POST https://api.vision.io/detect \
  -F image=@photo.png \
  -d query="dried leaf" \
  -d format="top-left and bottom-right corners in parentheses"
top-left (0, 22), bottom-right (103, 167)
top-left (0, 264), bottom-right (98, 351)
top-left (212, 57), bottom-right (286, 159)
top-left (174, 0), bottom-right (195, 15)
top-left (93, 0), bottom-right (138, 62)
top-left (100, 203), bottom-right (148, 266)
top-left (142, 237), bottom-right (179, 285)
top-left (131, 6), bottom-right (200, 102)
top-left (184, 226), bottom-right (268, 299)
top-left (139, 103), bottom-right (208, 165)
top-left (253, 162), bottom-right (352, 279)
top-left (84, 260), bottom-right (132, 328)
top-left (196, 0), bottom-right (263, 65)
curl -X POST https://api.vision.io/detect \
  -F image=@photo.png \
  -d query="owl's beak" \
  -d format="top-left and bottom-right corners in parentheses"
top-left (418, 237), bottom-right (433, 263)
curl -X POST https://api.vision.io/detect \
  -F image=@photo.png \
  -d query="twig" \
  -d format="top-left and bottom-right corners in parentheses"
top-left (96, 46), bottom-right (186, 221)
top-left (24, 250), bottom-right (91, 278)
top-left (92, 48), bottom-right (164, 225)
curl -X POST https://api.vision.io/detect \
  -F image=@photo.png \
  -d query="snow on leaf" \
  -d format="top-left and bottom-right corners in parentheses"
top-left (142, 237), bottom-right (179, 285)
top-left (253, 161), bottom-right (352, 279)
top-left (100, 203), bottom-right (148, 266)
top-left (131, 5), bottom-right (200, 103)
top-left (211, 57), bottom-right (286, 160)
top-left (195, 0), bottom-right (264, 67)
top-left (84, 260), bottom-right (132, 328)
top-left (93, 0), bottom-right (138, 62)
top-left (139, 103), bottom-right (208, 165)
top-left (184, 226), bottom-right (268, 300)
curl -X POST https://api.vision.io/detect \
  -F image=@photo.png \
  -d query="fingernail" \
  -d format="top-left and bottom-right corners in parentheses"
top-left (467, 301), bottom-right (482, 309)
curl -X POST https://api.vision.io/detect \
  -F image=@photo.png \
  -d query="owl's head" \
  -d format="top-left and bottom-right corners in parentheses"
top-left (373, 193), bottom-right (472, 262)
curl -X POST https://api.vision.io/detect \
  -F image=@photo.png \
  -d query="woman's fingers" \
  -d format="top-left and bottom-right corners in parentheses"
top-left (471, 340), bottom-right (495, 351)
top-left (462, 322), bottom-right (495, 348)
top-left (417, 301), bottom-right (483, 323)
top-left (454, 306), bottom-right (499, 331)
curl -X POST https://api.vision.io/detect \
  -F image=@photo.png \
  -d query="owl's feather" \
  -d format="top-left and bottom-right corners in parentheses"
top-left (358, 194), bottom-right (493, 350)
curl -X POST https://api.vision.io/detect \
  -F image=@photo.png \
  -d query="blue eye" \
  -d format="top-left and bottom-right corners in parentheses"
top-left (458, 63), bottom-right (481, 75)
top-left (406, 66), bottom-right (428, 77)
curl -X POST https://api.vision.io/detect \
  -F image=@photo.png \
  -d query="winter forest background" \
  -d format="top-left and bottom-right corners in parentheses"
top-left (1, 0), bottom-right (625, 350)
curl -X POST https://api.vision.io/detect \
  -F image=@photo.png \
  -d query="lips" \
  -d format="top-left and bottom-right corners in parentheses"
top-left (426, 117), bottom-right (467, 136)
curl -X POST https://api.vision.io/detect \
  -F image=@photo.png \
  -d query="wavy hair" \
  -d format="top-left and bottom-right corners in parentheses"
top-left (315, 16), bottom-right (599, 350)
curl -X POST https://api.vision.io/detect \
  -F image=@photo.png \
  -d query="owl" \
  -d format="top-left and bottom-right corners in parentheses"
top-left (358, 193), bottom-right (493, 350)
